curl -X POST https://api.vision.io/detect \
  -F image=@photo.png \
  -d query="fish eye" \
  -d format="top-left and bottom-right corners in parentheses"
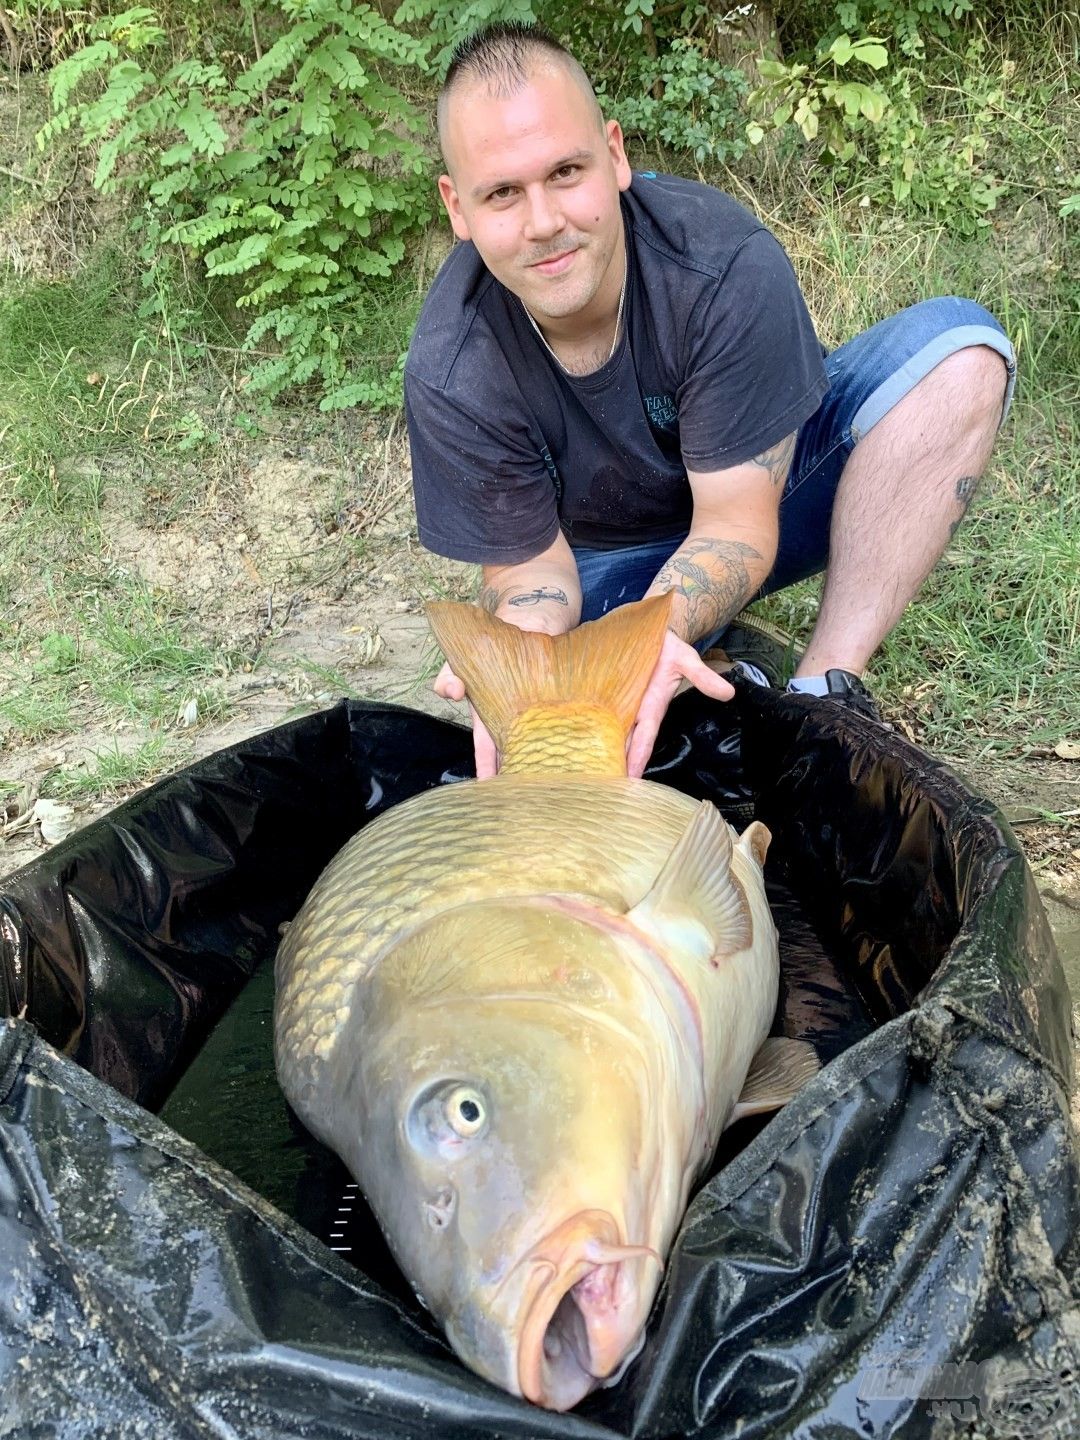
top-left (446, 1086), bottom-right (486, 1137)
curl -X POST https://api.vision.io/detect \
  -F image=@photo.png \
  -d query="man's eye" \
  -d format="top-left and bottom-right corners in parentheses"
top-left (488, 186), bottom-right (514, 202)
top-left (553, 165), bottom-right (579, 181)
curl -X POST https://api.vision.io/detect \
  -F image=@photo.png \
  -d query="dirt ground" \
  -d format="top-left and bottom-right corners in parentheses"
top-left (1, 424), bottom-right (1078, 1098)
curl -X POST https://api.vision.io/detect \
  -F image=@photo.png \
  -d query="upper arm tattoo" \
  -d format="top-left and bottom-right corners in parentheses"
top-left (651, 537), bottom-right (764, 638)
top-left (751, 432), bottom-right (798, 488)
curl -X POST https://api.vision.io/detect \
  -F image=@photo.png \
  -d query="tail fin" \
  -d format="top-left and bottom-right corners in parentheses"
top-left (426, 595), bottom-right (674, 776)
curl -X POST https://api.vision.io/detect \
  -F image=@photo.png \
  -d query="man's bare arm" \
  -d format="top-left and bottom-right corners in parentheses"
top-left (644, 433), bottom-right (795, 643)
top-left (475, 531), bottom-right (582, 635)
top-left (624, 434), bottom-right (796, 777)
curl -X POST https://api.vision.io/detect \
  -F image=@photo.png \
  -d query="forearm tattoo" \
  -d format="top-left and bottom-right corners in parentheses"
top-left (651, 538), bottom-right (764, 640)
top-left (508, 587), bottom-right (569, 607)
top-left (751, 432), bottom-right (798, 488)
top-left (948, 474), bottom-right (979, 539)
top-left (477, 583), bottom-right (569, 613)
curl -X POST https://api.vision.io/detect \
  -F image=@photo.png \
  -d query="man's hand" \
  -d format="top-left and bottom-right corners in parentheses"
top-left (626, 629), bottom-right (735, 778)
top-left (434, 660), bottom-right (499, 778)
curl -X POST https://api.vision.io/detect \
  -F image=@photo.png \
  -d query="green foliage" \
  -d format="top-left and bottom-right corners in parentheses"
top-left (604, 39), bottom-right (749, 165)
top-left (747, 31), bottom-right (889, 148)
top-left (395, 0), bottom-right (537, 77)
top-left (36, 632), bottom-right (79, 675)
top-left (748, 21), bottom-right (1014, 234)
top-left (834, 1), bottom-right (974, 58)
top-left (856, 57), bottom-right (1008, 230)
top-left (37, 0), bottom-right (437, 405)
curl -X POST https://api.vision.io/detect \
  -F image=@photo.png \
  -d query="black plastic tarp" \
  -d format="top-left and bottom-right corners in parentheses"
top-left (1, 682), bottom-right (1078, 1438)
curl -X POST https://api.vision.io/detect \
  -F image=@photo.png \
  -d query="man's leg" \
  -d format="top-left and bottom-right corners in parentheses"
top-left (796, 343), bottom-right (1008, 678)
top-left (575, 536), bottom-right (688, 623)
top-left (763, 296), bottom-right (1016, 691)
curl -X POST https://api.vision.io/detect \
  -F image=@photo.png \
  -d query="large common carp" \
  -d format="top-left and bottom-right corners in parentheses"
top-left (274, 595), bottom-right (817, 1411)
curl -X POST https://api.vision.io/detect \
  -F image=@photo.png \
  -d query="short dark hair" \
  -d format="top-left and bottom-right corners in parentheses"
top-left (437, 21), bottom-right (601, 156)
top-left (444, 21), bottom-right (569, 98)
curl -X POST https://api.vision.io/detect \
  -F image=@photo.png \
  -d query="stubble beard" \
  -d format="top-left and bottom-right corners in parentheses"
top-left (519, 234), bottom-right (618, 324)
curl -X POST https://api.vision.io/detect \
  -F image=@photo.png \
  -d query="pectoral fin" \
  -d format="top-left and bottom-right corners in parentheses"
top-left (725, 1038), bottom-right (821, 1128)
top-left (628, 801), bottom-right (754, 963)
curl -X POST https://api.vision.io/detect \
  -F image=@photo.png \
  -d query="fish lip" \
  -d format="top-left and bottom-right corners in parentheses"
top-left (514, 1212), bottom-right (661, 1410)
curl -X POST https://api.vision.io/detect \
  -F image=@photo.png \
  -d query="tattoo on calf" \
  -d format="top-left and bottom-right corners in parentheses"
top-left (652, 538), bottom-right (763, 638)
top-left (948, 473), bottom-right (980, 539)
top-left (751, 432), bottom-right (798, 488)
top-left (507, 587), bottom-right (569, 607)
top-left (477, 586), bottom-right (503, 614)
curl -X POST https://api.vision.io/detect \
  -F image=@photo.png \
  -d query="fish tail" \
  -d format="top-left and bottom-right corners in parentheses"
top-left (425, 595), bottom-right (675, 776)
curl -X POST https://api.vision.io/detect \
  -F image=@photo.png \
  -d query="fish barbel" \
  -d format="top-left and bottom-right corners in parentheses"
top-left (274, 595), bottom-right (817, 1411)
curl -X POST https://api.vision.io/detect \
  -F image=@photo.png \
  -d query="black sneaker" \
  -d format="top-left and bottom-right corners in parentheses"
top-left (819, 669), bottom-right (887, 725)
top-left (708, 613), bottom-right (798, 690)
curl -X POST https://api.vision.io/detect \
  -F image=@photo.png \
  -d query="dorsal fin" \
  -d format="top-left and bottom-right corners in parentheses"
top-left (627, 801), bottom-right (757, 962)
top-left (425, 596), bottom-right (674, 776)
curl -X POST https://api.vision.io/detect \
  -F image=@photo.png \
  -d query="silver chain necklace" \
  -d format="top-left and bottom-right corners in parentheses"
top-left (521, 262), bottom-right (627, 374)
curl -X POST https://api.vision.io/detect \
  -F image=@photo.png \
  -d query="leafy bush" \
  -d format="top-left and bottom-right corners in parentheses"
top-left (604, 39), bottom-right (749, 166)
top-left (396, 0), bottom-right (537, 76)
top-left (747, 19), bottom-right (1012, 233)
top-left (38, 1), bottom-right (436, 407)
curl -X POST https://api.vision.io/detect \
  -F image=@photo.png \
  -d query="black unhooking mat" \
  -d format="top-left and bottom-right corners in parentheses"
top-left (1, 681), bottom-right (1078, 1439)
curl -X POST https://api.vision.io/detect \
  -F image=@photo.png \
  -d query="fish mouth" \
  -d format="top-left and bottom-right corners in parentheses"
top-left (516, 1210), bottom-right (661, 1411)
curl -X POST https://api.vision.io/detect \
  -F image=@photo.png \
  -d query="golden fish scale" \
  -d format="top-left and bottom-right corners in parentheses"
top-left (275, 775), bottom-right (701, 1103)
top-left (501, 705), bottom-right (626, 776)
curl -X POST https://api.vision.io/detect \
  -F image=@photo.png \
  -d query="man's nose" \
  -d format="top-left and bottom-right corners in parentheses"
top-left (522, 186), bottom-right (564, 243)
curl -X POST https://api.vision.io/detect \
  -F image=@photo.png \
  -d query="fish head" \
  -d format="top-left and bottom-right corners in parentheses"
top-left (342, 900), bottom-right (683, 1409)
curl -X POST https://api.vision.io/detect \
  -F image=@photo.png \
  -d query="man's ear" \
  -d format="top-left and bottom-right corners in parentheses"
top-left (605, 119), bottom-right (633, 193)
top-left (438, 174), bottom-right (471, 242)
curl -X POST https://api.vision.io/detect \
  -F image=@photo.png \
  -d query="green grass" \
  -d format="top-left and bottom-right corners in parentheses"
top-left (748, 184), bottom-right (1080, 755)
top-left (42, 735), bottom-right (190, 803)
top-left (0, 571), bottom-right (239, 745)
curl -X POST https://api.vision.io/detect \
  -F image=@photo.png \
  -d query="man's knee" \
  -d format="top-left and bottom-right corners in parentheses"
top-left (930, 342), bottom-right (1010, 411)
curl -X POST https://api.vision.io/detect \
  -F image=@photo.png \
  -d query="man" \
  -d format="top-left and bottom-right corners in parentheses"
top-left (405, 22), bottom-right (1015, 777)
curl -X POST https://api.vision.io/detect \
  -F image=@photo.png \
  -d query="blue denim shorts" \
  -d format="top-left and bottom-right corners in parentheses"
top-left (575, 296), bottom-right (1016, 624)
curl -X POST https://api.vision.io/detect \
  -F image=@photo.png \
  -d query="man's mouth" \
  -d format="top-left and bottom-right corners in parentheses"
top-left (529, 249), bottom-right (578, 277)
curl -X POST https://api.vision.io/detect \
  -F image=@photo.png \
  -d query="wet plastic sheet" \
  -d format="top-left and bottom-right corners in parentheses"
top-left (1, 684), bottom-right (1078, 1438)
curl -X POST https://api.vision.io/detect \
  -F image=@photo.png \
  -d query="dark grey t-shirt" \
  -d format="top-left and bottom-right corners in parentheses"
top-left (405, 172), bottom-right (828, 563)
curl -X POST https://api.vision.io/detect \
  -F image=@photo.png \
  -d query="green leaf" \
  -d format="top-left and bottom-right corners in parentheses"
top-left (755, 59), bottom-right (789, 81)
top-left (206, 231), bottom-right (273, 276)
top-left (850, 40), bottom-right (889, 70)
top-left (859, 89), bottom-right (886, 123)
top-left (177, 92), bottom-right (227, 158)
top-left (50, 40), bottom-right (120, 111)
top-left (234, 24), bottom-right (319, 97)
top-left (746, 121), bottom-right (766, 145)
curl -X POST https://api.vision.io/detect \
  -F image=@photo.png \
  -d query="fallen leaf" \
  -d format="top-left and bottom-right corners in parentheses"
top-left (1054, 740), bottom-right (1080, 761)
top-left (32, 797), bottom-right (77, 846)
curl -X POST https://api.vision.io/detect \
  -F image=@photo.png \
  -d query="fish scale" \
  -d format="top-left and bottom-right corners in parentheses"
top-left (275, 775), bottom-right (702, 1111)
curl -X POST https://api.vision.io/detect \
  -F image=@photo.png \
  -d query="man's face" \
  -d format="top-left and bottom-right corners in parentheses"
top-left (438, 62), bottom-right (633, 324)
